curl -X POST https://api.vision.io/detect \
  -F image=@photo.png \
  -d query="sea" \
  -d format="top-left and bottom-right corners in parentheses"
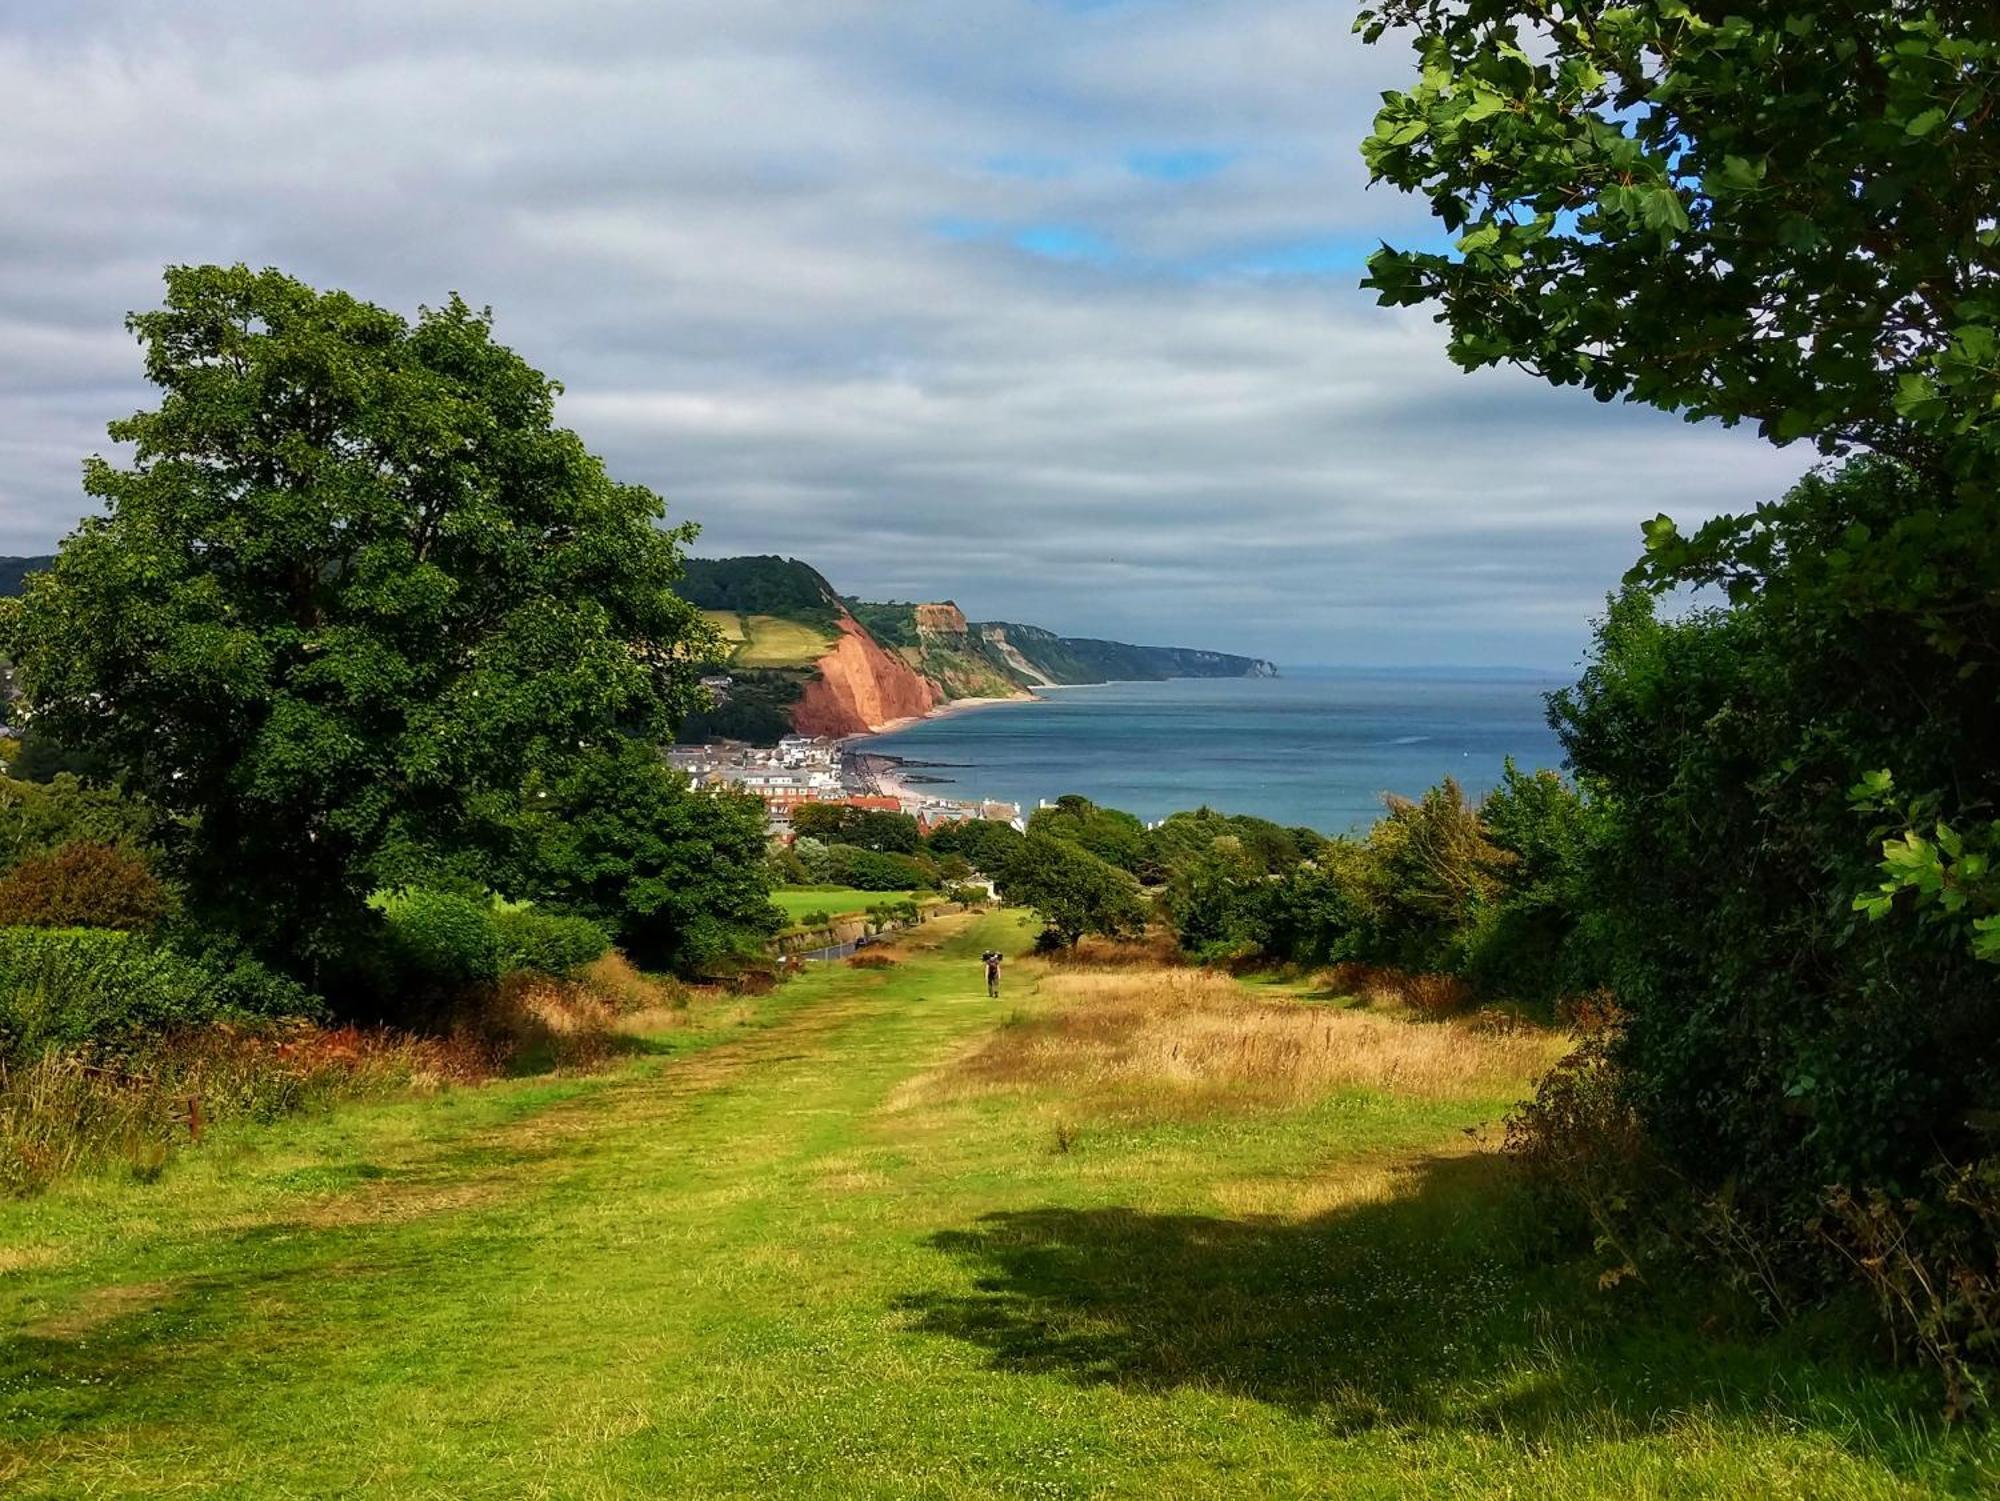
top-left (857, 667), bottom-right (1572, 835)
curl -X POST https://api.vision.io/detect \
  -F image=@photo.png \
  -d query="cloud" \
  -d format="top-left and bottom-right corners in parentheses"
top-left (0, 0), bottom-right (1810, 666)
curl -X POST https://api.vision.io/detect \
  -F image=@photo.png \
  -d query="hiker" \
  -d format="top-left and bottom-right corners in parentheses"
top-left (983, 950), bottom-right (1002, 999)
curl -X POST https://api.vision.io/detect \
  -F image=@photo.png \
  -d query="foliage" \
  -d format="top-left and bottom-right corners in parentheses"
top-left (489, 908), bottom-right (612, 980)
top-left (377, 889), bottom-right (502, 996)
top-left (1363, 3), bottom-right (2000, 1391)
top-left (3, 725), bottom-right (116, 784)
top-left (1552, 568), bottom-right (2000, 1228)
top-left (792, 802), bottom-right (921, 852)
top-left (997, 831), bottom-right (1148, 949)
top-left (791, 835), bottom-right (834, 883)
top-left (864, 899), bottom-right (921, 931)
top-left (675, 555), bottom-right (842, 626)
top-left (1156, 835), bottom-right (1264, 961)
top-left (1358, 0), bottom-right (2000, 482)
top-left (1027, 795), bottom-right (1148, 874)
top-left (766, 842), bottom-right (812, 886)
top-left (824, 844), bottom-right (938, 892)
top-left (0, 841), bottom-right (170, 931)
top-left (1144, 807), bottom-right (1322, 883)
top-left (1819, 1161), bottom-right (2000, 1418)
top-left (924, 816), bottom-right (1024, 875)
top-left (0, 265), bottom-right (714, 971)
top-left (518, 740), bottom-right (780, 975)
top-left (0, 773), bottom-right (156, 872)
top-left (677, 668), bottom-right (805, 745)
top-left (0, 928), bottom-right (221, 1061)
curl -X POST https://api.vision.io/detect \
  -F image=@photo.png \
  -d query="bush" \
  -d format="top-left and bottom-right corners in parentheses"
top-left (825, 845), bottom-right (937, 892)
top-left (491, 908), bottom-right (612, 979)
top-left (0, 840), bottom-right (169, 930)
top-left (0, 927), bottom-right (219, 1060)
top-left (378, 890), bottom-right (500, 994)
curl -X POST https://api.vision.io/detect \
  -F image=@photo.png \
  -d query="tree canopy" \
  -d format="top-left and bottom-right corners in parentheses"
top-left (1, 265), bottom-right (716, 965)
top-left (1359, 1), bottom-right (2000, 483)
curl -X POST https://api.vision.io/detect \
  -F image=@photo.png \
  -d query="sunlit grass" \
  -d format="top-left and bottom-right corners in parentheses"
top-left (1, 911), bottom-right (1990, 1498)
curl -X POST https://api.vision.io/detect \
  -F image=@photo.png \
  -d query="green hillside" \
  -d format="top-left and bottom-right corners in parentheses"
top-left (678, 556), bottom-right (842, 627)
top-left (980, 620), bottom-right (1276, 684)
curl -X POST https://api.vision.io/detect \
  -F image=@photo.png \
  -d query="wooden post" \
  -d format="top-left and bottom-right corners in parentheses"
top-left (186, 1095), bottom-right (203, 1143)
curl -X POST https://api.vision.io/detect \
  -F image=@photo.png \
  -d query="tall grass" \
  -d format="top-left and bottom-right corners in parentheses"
top-left (928, 967), bottom-right (1567, 1114)
top-left (0, 956), bottom-right (685, 1196)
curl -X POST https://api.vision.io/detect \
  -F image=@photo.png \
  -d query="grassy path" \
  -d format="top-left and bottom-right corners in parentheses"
top-left (1, 912), bottom-right (1992, 1498)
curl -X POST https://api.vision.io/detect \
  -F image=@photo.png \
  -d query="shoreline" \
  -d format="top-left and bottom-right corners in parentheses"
top-left (840, 690), bottom-right (1038, 745)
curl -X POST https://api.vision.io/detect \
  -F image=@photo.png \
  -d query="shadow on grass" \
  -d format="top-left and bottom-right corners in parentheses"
top-left (897, 1155), bottom-right (1947, 1458)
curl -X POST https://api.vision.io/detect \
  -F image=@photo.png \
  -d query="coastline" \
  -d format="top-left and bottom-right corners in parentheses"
top-left (842, 691), bottom-right (1037, 745)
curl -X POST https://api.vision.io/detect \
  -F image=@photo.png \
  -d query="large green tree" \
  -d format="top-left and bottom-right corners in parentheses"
top-left (1, 266), bottom-right (714, 966)
top-left (1359, 0), bottom-right (2000, 479)
top-left (1358, 4), bottom-right (2000, 1246)
top-left (515, 742), bottom-right (780, 975)
top-left (998, 832), bottom-right (1148, 949)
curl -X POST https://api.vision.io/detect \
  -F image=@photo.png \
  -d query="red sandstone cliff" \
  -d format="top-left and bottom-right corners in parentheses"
top-left (791, 613), bottom-right (939, 737)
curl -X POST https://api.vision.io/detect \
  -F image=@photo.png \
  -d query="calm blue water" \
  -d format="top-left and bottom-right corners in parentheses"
top-left (859, 669), bottom-right (1570, 834)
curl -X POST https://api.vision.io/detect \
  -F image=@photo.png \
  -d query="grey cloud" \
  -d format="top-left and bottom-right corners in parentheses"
top-left (0, 0), bottom-right (1810, 664)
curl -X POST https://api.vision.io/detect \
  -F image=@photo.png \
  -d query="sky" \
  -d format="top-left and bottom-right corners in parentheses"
top-left (0, 0), bottom-right (1810, 669)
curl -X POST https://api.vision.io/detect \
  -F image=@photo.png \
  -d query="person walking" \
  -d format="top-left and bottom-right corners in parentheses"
top-left (983, 949), bottom-right (1002, 999)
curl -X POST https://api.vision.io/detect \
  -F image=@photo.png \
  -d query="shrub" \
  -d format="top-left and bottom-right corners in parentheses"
top-left (378, 890), bottom-right (500, 994)
top-left (0, 840), bottom-right (169, 930)
top-left (0, 927), bottom-right (218, 1060)
top-left (825, 845), bottom-right (936, 892)
top-left (491, 908), bottom-right (612, 979)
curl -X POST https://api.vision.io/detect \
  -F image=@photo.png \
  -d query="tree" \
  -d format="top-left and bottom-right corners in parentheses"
top-left (1358, 1), bottom-right (2000, 481)
top-left (997, 831), bottom-right (1148, 949)
top-left (1027, 795), bottom-right (1149, 874)
top-left (518, 741), bottom-right (779, 975)
top-left (1, 265), bottom-right (715, 968)
top-left (925, 817), bottom-right (1023, 876)
top-left (790, 803), bottom-right (920, 853)
top-left (1159, 834), bottom-right (1262, 959)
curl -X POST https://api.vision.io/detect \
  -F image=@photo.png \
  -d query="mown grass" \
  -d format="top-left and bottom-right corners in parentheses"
top-left (771, 885), bottom-right (929, 923)
top-left (1, 911), bottom-right (1993, 1498)
top-left (704, 611), bottom-right (839, 669)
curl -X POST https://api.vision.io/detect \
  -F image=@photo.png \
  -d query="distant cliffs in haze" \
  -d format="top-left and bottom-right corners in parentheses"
top-left (678, 555), bottom-right (1276, 740)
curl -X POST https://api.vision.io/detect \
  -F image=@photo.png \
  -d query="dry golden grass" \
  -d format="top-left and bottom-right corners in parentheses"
top-left (1040, 931), bottom-right (1189, 971)
top-left (576, 952), bottom-right (690, 1015)
top-left (1317, 961), bottom-right (1475, 1016)
top-left (915, 967), bottom-right (1566, 1115)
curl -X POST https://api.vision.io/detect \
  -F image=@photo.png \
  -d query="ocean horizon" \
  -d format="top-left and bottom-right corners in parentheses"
top-left (859, 665), bottom-right (1573, 834)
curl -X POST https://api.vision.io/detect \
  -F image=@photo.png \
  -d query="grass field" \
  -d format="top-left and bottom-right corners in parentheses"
top-left (2, 912), bottom-right (1992, 1498)
top-left (771, 886), bottom-right (926, 923)
top-left (702, 610), bottom-right (838, 670)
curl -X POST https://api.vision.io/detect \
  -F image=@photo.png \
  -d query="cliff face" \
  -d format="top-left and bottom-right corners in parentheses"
top-left (791, 614), bottom-right (939, 737)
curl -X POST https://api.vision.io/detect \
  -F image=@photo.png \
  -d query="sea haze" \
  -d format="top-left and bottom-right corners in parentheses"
top-left (859, 668), bottom-right (1571, 834)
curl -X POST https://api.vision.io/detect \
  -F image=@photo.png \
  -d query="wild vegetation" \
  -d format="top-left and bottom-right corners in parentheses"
top-left (6, 913), bottom-right (1990, 1497)
top-left (1347, 0), bottom-right (2000, 1413)
top-left (0, 267), bottom-right (781, 1201)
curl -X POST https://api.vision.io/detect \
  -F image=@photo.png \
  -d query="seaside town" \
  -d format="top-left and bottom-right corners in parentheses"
top-left (665, 736), bottom-right (1025, 839)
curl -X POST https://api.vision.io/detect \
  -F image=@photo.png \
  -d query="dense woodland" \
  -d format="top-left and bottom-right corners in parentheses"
top-left (1, 0), bottom-right (1997, 1422)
